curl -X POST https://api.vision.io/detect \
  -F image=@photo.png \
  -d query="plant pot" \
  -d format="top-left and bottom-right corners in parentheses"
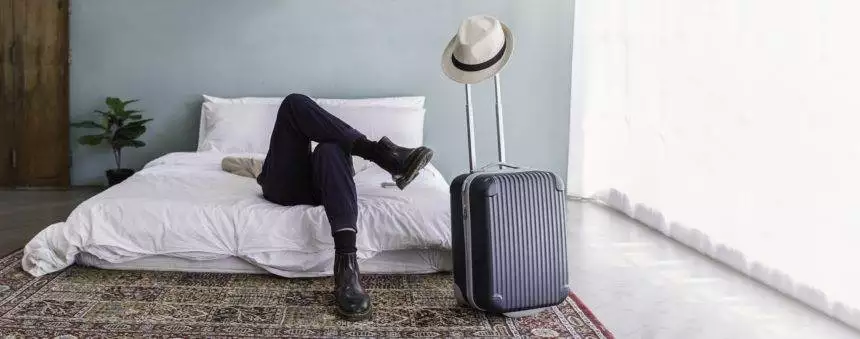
top-left (106, 168), bottom-right (135, 186)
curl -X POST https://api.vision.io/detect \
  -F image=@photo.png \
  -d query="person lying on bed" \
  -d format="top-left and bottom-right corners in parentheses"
top-left (252, 93), bottom-right (433, 321)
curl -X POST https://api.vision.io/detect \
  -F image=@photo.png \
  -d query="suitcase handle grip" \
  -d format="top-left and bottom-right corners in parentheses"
top-left (477, 162), bottom-right (521, 172)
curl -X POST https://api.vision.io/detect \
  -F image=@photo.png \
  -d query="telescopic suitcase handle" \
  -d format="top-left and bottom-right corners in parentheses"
top-left (464, 74), bottom-right (507, 173)
top-left (477, 162), bottom-right (521, 172)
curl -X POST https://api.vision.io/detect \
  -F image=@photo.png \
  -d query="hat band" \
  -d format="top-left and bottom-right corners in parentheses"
top-left (452, 42), bottom-right (506, 72)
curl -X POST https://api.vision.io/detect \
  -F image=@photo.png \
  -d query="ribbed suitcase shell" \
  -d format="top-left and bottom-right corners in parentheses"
top-left (451, 169), bottom-right (568, 314)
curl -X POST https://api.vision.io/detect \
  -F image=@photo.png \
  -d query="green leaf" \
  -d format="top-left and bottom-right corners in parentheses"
top-left (93, 110), bottom-right (116, 124)
top-left (78, 134), bottom-right (106, 145)
top-left (95, 97), bottom-right (145, 129)
top-left (115, 124), bottom-right (146, 140)
top-left (105, 97), bottom-right (123, 111)
top-left (104, 97), bottom-right (130, 118)
top-left (126, 110), bottom-right (144, 120)
top-left (124, 119), bottom-right (153, 127)
top-left (70, 121), bottom-right (105, 129)
top-left (105, 97), bottom-right (122, 106)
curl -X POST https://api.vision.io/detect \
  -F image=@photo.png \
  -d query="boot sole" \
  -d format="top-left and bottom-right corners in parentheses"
top-left (395, 147), bottom-right (434, 190)
top-left (337, 302), bottom-right (374, 321)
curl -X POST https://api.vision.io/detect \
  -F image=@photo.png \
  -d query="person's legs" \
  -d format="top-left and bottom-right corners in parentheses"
top-left (353, 136), bottom-right (435, 190)
top-left (310, 143), bottom-right (358, 234)
top-left (274, 93), bottom-right (366, 151)
top-left (257, 93), bottom-right (365, 205)
top-left (311, 143), bottom-right (371, 320)
top-left (258, 93), bottom-right (435, 320)
top-left (258, 95), bottom-right (371, 320)
top-left (260, 93), bottom-right (434, 191)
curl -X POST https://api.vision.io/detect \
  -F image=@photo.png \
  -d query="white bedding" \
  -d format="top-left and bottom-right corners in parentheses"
top-left (22, 152), bottom-right (452, 277)
top-left (76, 250), bottom-right (452, 275)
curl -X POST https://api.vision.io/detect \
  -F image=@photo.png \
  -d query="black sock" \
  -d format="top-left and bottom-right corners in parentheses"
top-left (333, 230), bottom-right (357, 253)
top-left (351, 137), bottom-right (376, 160)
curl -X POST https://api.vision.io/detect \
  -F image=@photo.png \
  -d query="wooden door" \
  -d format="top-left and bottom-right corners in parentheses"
top-left (1, 0), bottom-right (69, 188)
top-left (0, 0), bottom-right (16, 187)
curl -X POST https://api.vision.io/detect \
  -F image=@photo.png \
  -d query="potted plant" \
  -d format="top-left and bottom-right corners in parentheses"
top-left (71, 97), bottom-right (152, 186)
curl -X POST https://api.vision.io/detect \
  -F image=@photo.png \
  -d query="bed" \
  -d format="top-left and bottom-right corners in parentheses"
top-left (22, 95), bottom-right (453, 277)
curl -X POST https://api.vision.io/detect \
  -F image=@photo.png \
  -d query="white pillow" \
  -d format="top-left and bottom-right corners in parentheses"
top-left (197, 99), bottom-right (426, 172)
top-left (202, 94), bottom-right (282, 105)
top-left (324, 105), bottom-right (425, 148)
top-left (198, 102), bottom-right (280, 153)
top-left (198, 95), bottom-right (425, 147)
top-left (314, 105), bottom-right (425, 173)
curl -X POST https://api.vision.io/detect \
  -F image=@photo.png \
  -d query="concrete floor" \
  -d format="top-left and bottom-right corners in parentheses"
top-left (0, 189), bottom-right (858, 338)
top-left (0, 188), bottom-right (100, 258)
top-left (569, 202), bottom-right (859, 339)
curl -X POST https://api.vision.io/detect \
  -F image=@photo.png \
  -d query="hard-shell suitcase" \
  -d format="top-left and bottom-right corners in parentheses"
top-left (451, 75), bottom-right (569, 317)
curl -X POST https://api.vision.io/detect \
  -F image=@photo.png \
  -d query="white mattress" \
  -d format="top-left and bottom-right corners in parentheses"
top-left (23, 152), bottom-right (453, 278)
top-left (77, 249), bottom-right (452, 275)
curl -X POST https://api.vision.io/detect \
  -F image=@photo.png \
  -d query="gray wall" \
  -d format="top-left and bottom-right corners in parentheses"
top-left (70, 0), bottom-right (576, 188)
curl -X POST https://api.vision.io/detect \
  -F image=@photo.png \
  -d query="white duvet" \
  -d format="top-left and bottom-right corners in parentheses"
top-left (22, 152), bottom-right (452, 277)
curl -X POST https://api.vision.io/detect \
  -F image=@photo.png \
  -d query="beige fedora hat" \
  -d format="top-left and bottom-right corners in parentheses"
top-left (442, 15), bottom-right (514, 84)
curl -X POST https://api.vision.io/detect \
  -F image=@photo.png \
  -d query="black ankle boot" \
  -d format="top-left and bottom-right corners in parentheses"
top-left (333, 252), bottom-right (372, 321)
top-left (368, 137), bottom-right (434, 189)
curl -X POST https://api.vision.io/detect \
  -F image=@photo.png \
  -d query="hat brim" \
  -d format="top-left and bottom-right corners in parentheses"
top-left (441, 23), bottom-right (514, 84)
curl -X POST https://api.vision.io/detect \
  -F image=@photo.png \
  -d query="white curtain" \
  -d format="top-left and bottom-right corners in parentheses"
top-left (575, 0), bottom-right (860, 329)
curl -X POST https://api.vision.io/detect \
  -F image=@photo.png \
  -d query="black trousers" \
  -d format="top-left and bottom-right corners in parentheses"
top-left (257, 94), bottom-right (364, 234)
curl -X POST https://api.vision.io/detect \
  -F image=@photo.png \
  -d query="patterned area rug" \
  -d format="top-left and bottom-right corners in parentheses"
top-left (0, 250), bottom-right (612, 338)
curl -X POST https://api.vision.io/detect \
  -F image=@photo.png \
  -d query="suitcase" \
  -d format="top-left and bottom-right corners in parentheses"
top-left (451, 75), bottom-right (569, 317)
